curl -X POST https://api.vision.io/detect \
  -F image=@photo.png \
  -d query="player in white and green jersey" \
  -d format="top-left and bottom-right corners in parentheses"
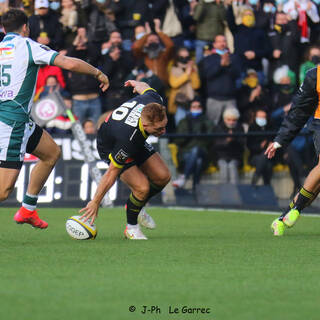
top-left (0, 9), bottom-right (109, 229)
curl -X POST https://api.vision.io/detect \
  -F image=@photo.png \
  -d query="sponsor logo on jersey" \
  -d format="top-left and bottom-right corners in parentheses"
top-left (0, 90), bottom-right (13, 99)
top-left (125, 105), bottom-right (144, 127)
top-left (40, 45), bottom-right (51, 51)
top-left (0, 43), bottom-right (15, 60)
top-left (144, 142), bottom-right (154, 152)
top-left (114, 149), bottom-right (129, 163)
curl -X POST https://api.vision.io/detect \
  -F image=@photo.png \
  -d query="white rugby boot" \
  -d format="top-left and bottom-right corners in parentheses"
top-left (124, 225), bottom-right (148, 240)
top-left (138, 207), bottom-right (156, 229)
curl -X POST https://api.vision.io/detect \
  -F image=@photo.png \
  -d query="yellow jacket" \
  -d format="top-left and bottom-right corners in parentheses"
top-left (168, 65), bottom-right (201, 114)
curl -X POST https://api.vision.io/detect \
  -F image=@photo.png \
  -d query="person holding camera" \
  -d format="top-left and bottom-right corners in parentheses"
top-left (66, 28), bottom-right (102, 123)
top-left (100, 39), bottom-right (134, 111)
top-left (132, 19), bottom-right (174, 84)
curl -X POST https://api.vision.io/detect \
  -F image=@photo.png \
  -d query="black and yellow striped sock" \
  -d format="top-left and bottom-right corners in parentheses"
top-left (126, 193), bottom-right (145, 225)
top-left (294, 187), bottom-right (315, 211)
top-left (145, 181), bottom-right (165, 203)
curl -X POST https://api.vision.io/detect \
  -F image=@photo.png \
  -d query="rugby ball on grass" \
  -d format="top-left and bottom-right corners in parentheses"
top-left (66, 215), bottom-right (97, 240)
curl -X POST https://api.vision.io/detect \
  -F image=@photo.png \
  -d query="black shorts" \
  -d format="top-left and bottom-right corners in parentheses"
top-left (98, 142), bottom-right (156, 174)
top-left (0, 124), bottom-right (43, 169)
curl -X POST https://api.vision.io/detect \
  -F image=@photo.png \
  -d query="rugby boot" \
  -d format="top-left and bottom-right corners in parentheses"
top-left (14, 207), bottom-right (48, 229)
top-left (271, 218), bottom-right (286, 236)
top-left (138, 207), bottom-right (156, 229)
top-left (124, 225), bottom-right (147, 240)
top-left (283, 208), bottom-right (300, 228)
top-left (172, 174), bottom-right (186, 188)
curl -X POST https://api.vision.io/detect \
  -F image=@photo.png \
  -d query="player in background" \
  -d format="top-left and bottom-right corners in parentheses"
top-left (266, 66), bottom-right (320, 236)
top-left (0, 9), bottom-right (109, 229)
top-left (80, 80), bottom-right (171, 240)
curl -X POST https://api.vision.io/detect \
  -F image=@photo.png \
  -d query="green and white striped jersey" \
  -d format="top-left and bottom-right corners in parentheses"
top-left (0, 32), bottom-right (58, 123)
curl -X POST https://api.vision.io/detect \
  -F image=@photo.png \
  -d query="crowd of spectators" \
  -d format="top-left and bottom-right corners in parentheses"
top-left (1, 0), bottom-right (319, 193)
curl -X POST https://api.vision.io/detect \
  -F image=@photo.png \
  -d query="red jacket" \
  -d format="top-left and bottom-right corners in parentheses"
top-left (36, 65), bottom-right (66, 91)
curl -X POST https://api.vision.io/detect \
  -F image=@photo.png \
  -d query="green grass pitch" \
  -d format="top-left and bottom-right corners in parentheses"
top-left (1, 207), bottom-right (320, 320)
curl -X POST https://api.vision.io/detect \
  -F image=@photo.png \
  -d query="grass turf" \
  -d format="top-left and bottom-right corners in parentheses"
top-left (0, 207), bottom-right (320, 320)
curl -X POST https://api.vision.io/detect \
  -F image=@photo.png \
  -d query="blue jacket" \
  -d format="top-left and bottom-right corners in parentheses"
top-left (200, 53), bottom-right (241, 100)
top-left (226, 5), bottom-right (271, 72)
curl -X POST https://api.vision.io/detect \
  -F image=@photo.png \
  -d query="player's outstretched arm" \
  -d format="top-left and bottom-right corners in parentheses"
top-left (265, 141), bottom-right (282, 159)
top-left (53, 54), bottom-right (109, 92)
top-left (79, 163), bottom-right (121, 224)
top-left (124, 80), bottom-right (151, 94)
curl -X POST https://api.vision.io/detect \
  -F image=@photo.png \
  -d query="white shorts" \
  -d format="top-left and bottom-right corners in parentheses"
top-left (0, 119), bottom-right (39, 169)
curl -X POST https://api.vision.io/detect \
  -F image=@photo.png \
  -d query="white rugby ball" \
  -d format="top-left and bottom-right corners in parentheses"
top-left (66, 215), bottom-right (97, 240)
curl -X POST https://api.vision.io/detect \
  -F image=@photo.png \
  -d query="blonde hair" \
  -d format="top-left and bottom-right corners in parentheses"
top-left (141, 103), bottom-right (166, 123)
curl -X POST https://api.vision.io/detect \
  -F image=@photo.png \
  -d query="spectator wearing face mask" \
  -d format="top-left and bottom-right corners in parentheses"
top-left (172, 97), bottom-right (214, 190)
top-left (271, 65), bottom-right (297, 112)
top-left (108, 0), bottom-right (149, 51)
top-left (214, 108), bottom-right (245, 184)
top-left (226, 4), bottom-right (271, 77)
top-left (132, 19), bottom-right (175, 84)
top-left (299, 45), bottom-right (320, 84)
top-left (29, 0), bottom-right (64, 50)
top-left (262, 1), bottom-right (277, 29)
top-left (168, 47), bottom-right (201, 127)
top-left (229, 0), bottom-right (270, 29)
top-left (38, 75), bottom-right (69, 99)
top-left (268, 11), bottom-right (300, 83)
top-left (134, 24), bottom-right (147, 42)
top-left (237, 68), bottom-right (271, 125)
top-left (38, 76), bottom-right (73, 135)
top-left (247, 108), bottom-right (275, 186)
top-left (246, 0), bottom-right (273, 30)
top-left (36, 64), bottom-right (66, 95)
top-left (199, 34), bottom-right (241, 125)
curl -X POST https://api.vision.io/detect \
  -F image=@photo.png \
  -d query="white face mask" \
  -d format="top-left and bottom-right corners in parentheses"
top-left (256, 117), bottom-right (267, 127)
top-left (135, 32), bottom-right (145, 40)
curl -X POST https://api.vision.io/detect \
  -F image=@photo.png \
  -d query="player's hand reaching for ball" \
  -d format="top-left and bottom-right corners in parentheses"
top-left (95, 69), bottom-right (109, 92)
top-left (79, 201), bottom-right (99, 225)
top-left (124, 80), bottom-right (151, 94)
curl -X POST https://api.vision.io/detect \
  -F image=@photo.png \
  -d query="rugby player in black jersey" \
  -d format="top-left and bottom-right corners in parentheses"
top-left (80, 80), bottom-right (171, 239)
top-left (266, 66), bottom-right (320, 236)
